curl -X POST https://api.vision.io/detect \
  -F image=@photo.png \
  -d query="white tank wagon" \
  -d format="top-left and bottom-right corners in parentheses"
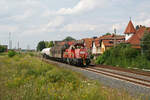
top-left (41, 48), bottom-right (51, 58)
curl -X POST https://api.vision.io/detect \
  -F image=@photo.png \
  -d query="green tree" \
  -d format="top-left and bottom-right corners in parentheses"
top-left (37, 41), bottom-right (46, 51)
top-left (63, 36), bottom-right (76, 41)
top-left (0, 45), bottom-right (7, 53)
top-left (141, 31), bottom-right (150, 60)
top-left (48, 41), bottom-right (54, 47)
top-left (44, 41), bottom-right (54, 48)
top-left (44, 41), bottom-right (49, 48)
top-left (105, 33), bottom-right (111, 35)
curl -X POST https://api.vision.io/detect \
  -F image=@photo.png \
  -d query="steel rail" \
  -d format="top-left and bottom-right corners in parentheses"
top-left (91, 67), bottom-right (150, 83)
top-left (84, 67), bottom-right (150, 88)
top-left (95, 65), bottom-right (150, 77)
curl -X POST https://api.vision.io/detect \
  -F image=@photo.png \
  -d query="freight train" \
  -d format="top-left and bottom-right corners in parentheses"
top-left (41, 41), bottom-right (91, 66)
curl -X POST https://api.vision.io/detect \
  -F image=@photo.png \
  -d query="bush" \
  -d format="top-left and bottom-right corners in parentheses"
top-left (90, 54), bottom-right (94, 59)
top-left (8, 50), bottom-right (16, 57)
top-left (96, 43), bottom-right (150, 69)
top-left (141, 31), bottom-right (150, 60)
top-left (28, 52), bottom-right (34, 57)
top-left (0, 45), bottom-right (7, 53)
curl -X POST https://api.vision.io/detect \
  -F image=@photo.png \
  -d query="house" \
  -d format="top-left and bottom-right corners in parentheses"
top-left (82, 38), bottom-right (93, 50)
top-left (92, 37), bottom-right (101, 55)
top-left (124, 20), bottom-right (136, 40)
top-left (124, 20), bottom-right (150, 49)
top-left (92, 35), bottom-right (125, 55)
top-left (99, 35), bottom-right (125, 54)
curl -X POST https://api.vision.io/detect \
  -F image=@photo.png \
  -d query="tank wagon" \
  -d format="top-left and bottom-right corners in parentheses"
top-left (42, 41), bottom-right (90, 66)
top-left (41, 48), bottom-right (51, 59)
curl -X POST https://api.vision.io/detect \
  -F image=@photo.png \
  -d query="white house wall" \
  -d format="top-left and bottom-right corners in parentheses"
top-left (92, 42), bottom-right (101, 55)
top-left (125, 34), bottom-right (133, 40)
top-left (92, 42), bottom-right (97, 54)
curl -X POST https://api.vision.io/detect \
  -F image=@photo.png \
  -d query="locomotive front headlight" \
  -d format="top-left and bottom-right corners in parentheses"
top-left (80, 51), bottom-right (85, 54)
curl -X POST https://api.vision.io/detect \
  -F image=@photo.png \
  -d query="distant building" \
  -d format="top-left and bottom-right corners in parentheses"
top-left (92, 37), bottom-right (101, 54)
top-left (82, 38), bottom-right (94, 55)
top-left (124, 20), bottom-right (150, 49)
top-left (82, 38), bottom-right (93, 49)
top-left (92, 35), bottom-right (125, 55)
top-left (82, 34), bottom-right (125, 55)
top-left (124, 20), bottom-right (136, 40)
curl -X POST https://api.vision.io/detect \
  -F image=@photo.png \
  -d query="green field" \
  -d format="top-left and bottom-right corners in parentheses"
top-left (0, 53), bottom-right (141, 100)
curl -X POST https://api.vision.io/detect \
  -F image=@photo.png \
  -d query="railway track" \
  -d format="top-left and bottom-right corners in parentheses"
top-left (42, 57), bottom-right (150, 89)
top-left (83, 66), bottom-right (150, 88)
top-left (95, 65), bottom-right (150, 77)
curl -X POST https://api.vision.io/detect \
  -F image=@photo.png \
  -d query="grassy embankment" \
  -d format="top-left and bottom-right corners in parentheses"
top-left (0, 53), bottom-right (141, 100)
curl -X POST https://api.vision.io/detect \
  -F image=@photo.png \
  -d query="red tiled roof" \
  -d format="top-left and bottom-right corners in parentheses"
top-left (55, 41), bottom-right (75, 46)
top-left (102, 40), bottom-right (114, 47)
top-left (99, 34), bottom-right (125, 40)
top-left (94, 38), bottom-right (100, 47)
top-left (102, 39), bottom-right (125, 47)
top-left (124, 20), bottom-right (136, 34)
top-left (94, 35), bottom-right (125, 47)
top-left (127, 27), bottom-right (150, 48)
top-left (82, 38), bottom-right (93, 49)
top-left (82, 35), bottom-right (125, 48)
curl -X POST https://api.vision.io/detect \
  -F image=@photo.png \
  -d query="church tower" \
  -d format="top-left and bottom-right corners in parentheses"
top-left (124, 19), bottom-right (136, 40)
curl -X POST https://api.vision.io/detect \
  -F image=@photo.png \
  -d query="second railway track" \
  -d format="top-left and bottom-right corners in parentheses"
top-left (84, 67), bottom-right (150, 88)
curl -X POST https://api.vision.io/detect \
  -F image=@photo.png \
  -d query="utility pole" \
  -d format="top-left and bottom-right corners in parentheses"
top-left (9, 32), bottom-right (12, 50)
top-left (141, 38), bottom-right (144, 56)
top-left (18, 41), bottom-right (19, 50)
top-left (27, 45), bottom-right (30, 51)
top-left (114, 28), bottom-right (117, 47)
top-left (9, 32), bottom-right (10, 49)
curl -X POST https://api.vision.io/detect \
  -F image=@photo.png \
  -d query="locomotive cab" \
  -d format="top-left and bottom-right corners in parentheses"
top-left (63, 43), bottom-right (90, 66)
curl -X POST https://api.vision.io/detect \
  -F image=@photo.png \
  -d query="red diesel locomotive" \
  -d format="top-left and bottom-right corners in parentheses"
top-left (63, 43), bottom-right (90, 66)
top-left (42, 41), bottom-right (90, 66)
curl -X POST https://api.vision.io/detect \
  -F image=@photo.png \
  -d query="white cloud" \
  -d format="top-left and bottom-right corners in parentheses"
top-left (0, 25), bottom-right (18, 33)
top-left (57, 0), bottom-right (108, 15)
top-left (134, 12), bottom-right (150, 27)
top-left (9, 10), bottom-right (33, 21)
top-left (47, 16), bottom-right (64, 28)
top-left (21, 16), bottom-right (65, 36)
top-left (112, 23), bottom-right (126, 33)
top-left (60, 23), bottom-right (97, 32)
top-left (42, 16), bottom-right (65, 32)
top-left (135, 19), bottom-right (150, 27)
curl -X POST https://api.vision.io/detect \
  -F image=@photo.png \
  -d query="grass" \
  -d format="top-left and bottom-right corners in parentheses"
top-left (0, 53), bottom-right (143, 100)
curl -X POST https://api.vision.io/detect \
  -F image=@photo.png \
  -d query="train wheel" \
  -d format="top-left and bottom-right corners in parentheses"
top-left (67, 58), bottom-right (70, 64)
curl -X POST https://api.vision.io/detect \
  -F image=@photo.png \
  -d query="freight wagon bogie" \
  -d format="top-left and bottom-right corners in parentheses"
top-left (63, 58), bottom-right (90, 66)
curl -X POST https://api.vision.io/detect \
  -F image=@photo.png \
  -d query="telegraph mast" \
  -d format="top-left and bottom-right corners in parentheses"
top-left (9, 32), bottom-right (12, 49)
top-left (114, 28), bottom-right (117, 47)
top-left (18, 41), bottom-right (19, 50)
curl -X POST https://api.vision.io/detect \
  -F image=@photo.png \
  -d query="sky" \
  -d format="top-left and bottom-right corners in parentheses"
top-left (0, 0), bottom-right (150, 49)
